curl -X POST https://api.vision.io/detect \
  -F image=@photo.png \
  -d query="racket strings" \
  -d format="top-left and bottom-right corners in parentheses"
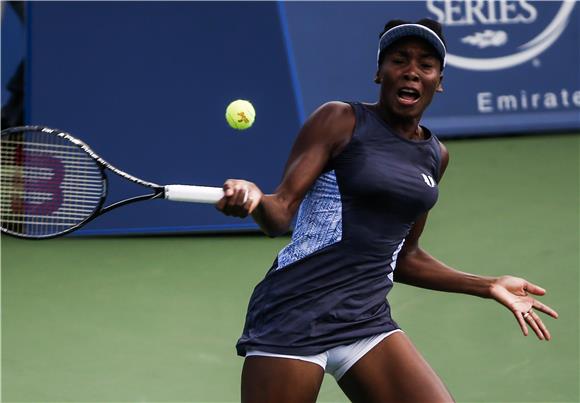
top-left (1, 130), bottom-right (105, 237)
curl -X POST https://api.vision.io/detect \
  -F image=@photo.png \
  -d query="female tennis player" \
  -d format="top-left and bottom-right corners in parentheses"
top-left (216, 18), bottom-right (558, 403)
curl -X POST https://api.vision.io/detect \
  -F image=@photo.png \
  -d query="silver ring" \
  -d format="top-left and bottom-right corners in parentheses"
top-left (243, 190), bottom-right (249, 204)
top-left (523, 310), bottom-right (532, 319)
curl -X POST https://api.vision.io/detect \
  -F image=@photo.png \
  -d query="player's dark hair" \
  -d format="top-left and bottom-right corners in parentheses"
top-left (377, 18), bottom-right (446, 68)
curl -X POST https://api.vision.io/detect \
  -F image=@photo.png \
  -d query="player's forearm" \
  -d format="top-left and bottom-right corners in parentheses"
top-left (394, 248), bottom-right (495, 298)
top-left (251, 194), bottom-right (295, 237)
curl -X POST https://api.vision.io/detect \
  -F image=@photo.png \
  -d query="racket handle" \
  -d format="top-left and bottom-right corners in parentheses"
top-left (164, 185), bottom-right (224, 204)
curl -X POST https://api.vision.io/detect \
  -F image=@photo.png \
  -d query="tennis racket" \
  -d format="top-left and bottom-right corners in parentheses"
top-left (1, 125), bottom-right (224, 239)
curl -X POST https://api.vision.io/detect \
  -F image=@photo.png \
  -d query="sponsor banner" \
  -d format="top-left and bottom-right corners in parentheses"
top-left (284, 0), bottom-right (580, 137)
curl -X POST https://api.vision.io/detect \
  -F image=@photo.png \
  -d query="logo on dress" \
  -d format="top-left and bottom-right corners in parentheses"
top-left (421, 174), bottom-right (436, 188)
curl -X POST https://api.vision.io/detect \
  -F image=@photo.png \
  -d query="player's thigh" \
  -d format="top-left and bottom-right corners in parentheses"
top-left (241, 356), bottom-right (325, 403)
top-left (337, 332), bottom-right (454, 403)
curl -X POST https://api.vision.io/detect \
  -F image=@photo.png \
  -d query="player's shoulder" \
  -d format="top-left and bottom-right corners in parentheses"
top-left (306, 101), bottom-right (355, 131)
top-left (313, 101), bottom-right (354, 119)
top-left (297, 102), bottom-right (355, 154)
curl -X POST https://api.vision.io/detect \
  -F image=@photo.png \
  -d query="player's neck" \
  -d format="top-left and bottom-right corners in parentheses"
top-left (373, 102), bottom-right (423, 141)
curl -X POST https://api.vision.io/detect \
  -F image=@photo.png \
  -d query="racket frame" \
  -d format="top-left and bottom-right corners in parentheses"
top-left (1, 125), bottom-right (165, 239)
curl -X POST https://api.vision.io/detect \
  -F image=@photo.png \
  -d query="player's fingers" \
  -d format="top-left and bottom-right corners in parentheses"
top-left (222, 180), bottom-right (236, 197)
top-left (239, 188), bottom-right (261, 217)
top-left (236, 194), bottom-right (250, 217)
top-left (224, 184), bottom-right (244, 206)
top-left (248, 199), bottom-right (260, 215)
top-left (524, 282), bottom-right (546, 296)
top-left (217, 199), bottom-right (239, 216)
top-left (217, 182), bottom-right (242, 215)
top-left (218, 180), bottom-right (260, 217)
top-left (530, 311), bottom-right (551, 341)
top-left (215, 197), bottom-right (226, 211)
top-left (234, 186), bottom-right (249, 207)
top-left (215, 184), bottom-right (231, 211)
top-left (532, 300), bottom-right (559, 319)
top-left (225, 185), bottom-right (252, 217)
top-left (242, 189), bottom-right (252, 208)
top-left (514, 311), bottom-right (528, 336)
top-left (524, 312), bottom-right (545, 340)
top-left (245, 191), bottom-right (262, 215)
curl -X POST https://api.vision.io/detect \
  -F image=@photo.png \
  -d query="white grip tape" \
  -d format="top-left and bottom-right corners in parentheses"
top-left (164, 185), bottom-right (224, 204)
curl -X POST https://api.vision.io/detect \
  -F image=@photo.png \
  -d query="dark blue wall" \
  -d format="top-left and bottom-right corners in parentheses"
top-left (26, 2), bottom-right (300, 234)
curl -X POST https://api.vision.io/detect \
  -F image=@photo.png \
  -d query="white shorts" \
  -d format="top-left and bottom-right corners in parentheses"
top-left (246, 329), bottom-right (402, 381)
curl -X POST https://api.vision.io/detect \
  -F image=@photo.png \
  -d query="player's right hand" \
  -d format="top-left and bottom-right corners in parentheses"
top-left (216, 179), bottom-right (263, 218)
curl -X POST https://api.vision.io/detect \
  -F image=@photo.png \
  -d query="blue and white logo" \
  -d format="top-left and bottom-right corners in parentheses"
top-left (426, 1), bottom-right (576, 71)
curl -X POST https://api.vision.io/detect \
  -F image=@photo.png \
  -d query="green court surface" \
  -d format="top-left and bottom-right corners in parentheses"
top-left (2, 134), bottom-right (579, 402)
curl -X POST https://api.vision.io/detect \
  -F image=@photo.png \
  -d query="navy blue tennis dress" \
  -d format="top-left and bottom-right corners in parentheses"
top-left (236, 102), bottom-right (442, 356)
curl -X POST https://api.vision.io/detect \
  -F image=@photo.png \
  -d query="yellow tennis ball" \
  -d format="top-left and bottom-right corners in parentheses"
top-left (225, 99), bottom-right (255, 130)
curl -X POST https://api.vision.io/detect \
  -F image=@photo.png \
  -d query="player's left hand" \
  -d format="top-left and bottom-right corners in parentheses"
top-left (489, 275), bottom-right (558, 340)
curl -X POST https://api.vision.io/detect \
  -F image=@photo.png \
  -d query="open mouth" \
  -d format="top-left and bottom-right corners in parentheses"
top-left (397, 88), bottom-right (420, 105)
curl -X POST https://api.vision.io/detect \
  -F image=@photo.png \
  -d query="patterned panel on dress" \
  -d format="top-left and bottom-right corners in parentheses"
top-left (276, 170), bottom-right (343, 270)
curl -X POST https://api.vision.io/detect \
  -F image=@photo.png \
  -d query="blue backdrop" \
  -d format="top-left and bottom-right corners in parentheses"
top-left (2, 1), bottom-right (578, 235)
